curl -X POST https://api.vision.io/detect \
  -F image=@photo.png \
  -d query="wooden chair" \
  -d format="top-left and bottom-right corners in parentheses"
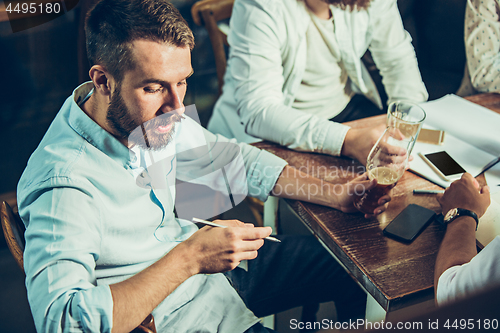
top-left (191, 0), bottom-right (234, 96)
top-left (1, 201), bottom-right (25, 271)
top-left (0, 201), bottom-right (156, 333)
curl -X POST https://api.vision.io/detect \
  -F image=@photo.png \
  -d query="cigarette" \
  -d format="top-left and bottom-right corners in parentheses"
top-left (192, 217), bottom-right (281, 243)
top-left (413, 189), bottom-right (445, 194)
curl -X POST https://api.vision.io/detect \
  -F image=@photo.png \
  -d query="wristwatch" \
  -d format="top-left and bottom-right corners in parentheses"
top-left (443, 208), bottom-right (479, 230)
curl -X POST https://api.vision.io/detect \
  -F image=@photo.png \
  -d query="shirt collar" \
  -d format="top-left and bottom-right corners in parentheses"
top-left (67, 82), bottom-right (134, 169)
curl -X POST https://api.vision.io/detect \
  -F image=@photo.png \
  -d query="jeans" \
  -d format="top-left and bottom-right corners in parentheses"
top-left (224, 235), bottom-right (367, 332)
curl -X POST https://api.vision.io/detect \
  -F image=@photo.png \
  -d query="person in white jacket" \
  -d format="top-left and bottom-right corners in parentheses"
top-left (208, 0), bottom-right (428, 164)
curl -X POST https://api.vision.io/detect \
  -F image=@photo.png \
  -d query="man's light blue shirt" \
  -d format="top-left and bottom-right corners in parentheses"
top-left (17, 82), bottom-right (288, 332)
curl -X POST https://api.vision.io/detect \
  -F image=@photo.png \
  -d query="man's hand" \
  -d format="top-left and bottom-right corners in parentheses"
top-left (437, 173), bottom-right (490, 218)
top-left (180, 220), bottom-right (272, 275)
top-left (341, 122), bottom-right (386, 164)
top-left (342, 123), bottom-right (415, 168)
top-left (434, 173), bottom-right (490, 299)
top-left (334, 173), bottom-right (391, 218)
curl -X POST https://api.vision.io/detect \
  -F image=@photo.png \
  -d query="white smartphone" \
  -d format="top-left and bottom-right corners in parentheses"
top-left (418, 151), bottom-right (466, 181)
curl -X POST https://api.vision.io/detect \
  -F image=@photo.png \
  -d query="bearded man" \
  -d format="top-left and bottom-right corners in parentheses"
top-left (16, 0), bottom-right (391, 332)
top-left (208, 0), bottom-right (428, 164)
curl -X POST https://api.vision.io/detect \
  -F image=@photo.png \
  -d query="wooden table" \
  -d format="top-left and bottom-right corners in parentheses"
top-left (254, 93), bottom-right (500, 319)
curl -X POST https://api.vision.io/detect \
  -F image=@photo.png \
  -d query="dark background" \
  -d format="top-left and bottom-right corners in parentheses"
top-left (0, 0), bottom-right (467, 332)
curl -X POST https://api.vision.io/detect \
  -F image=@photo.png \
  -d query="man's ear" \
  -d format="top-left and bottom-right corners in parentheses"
top-left (89, 65), bottom-right (113, 96)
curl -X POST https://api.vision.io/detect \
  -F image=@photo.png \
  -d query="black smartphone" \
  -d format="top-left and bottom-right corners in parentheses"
top-left (383, 204), bottom-right (436, 243)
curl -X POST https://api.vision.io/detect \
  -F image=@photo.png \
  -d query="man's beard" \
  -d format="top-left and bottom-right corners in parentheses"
top-left (106, 87), bottom-right (184, 150)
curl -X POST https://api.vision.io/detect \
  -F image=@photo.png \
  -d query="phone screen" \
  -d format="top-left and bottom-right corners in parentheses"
top-left (424, 151), bottom-right (466, 176)
top-left (383, 204), bottom-right (436, 242)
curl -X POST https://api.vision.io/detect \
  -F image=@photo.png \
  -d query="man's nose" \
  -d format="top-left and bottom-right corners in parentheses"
top-left (161, 88), bottom-right (185, 116)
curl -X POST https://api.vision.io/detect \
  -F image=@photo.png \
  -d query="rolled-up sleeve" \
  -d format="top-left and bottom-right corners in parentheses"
top-left (239, 142), bottom-right (288, 201)
top-left (436, 236), bottom-right (500, 305)
top-left (20, 184), bottom-right (113, 333)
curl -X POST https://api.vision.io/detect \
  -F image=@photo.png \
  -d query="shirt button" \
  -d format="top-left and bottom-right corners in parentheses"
top-left (131, 155), bottom-right (137, 163)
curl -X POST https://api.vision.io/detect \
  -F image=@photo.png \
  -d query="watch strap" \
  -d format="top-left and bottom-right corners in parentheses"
top-left (446, 208), bottom-right (479, 230)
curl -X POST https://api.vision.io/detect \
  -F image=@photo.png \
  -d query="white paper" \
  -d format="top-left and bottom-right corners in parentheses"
top-left (411, 131), bottom-right (497, 188)
top-left (419, 95), bottom-right (500, 156)
top-left (409, 95), bottom-right (500, 188)
top-left (405, 95), bottom-right (500, 245)
top-left (477, 191), bottom-right (500, 246)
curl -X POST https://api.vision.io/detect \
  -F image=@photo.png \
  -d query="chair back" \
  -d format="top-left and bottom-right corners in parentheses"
top-left (1, 201), bottom-right (25, 271)
top-left (191, 0), bottom-right (234, 95)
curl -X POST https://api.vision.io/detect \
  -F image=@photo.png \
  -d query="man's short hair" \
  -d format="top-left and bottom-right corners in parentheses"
top-left (85, 0), bottom-right (195, 82)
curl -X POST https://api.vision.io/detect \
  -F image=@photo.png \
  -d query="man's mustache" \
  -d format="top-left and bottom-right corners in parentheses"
top-left (144, 112), bottom-right (185, 129)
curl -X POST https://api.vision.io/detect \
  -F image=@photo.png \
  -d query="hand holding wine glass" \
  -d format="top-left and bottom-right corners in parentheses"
top-left (353, 101), bottom-right (426, 215)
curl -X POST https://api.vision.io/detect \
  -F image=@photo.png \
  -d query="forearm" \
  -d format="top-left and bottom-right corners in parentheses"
top-left (110, 243), bottom-right (195, 333)
top-left (434, 216), bottom-right (478, 292)
top-left (271, 165), bottom-right (336, 208)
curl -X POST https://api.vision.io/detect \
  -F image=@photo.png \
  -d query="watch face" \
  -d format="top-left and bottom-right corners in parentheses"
top-left (444, 208), bottom-right (458, 222)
